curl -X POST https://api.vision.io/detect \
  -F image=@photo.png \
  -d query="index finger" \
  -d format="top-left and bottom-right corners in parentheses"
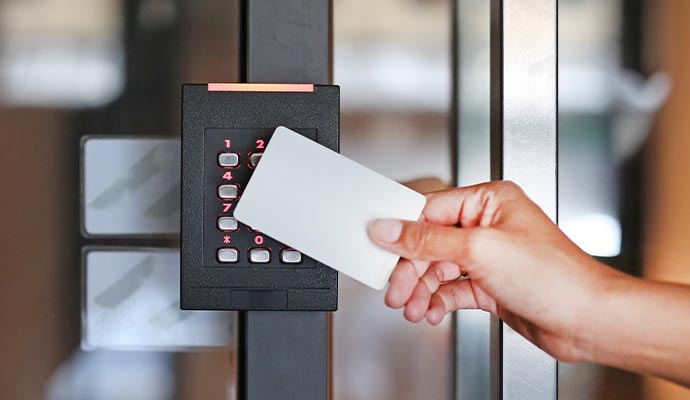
top-left (422, 182), bottom-right (515, 228)
top-left (422, 185), bottom-right (488, 227)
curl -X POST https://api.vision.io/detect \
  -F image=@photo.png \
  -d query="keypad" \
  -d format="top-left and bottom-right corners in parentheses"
top-left (203, 128), bottom-right (317, 268)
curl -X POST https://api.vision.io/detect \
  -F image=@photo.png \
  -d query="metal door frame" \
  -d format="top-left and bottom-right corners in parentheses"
top-left (237, 2), bottom-right (333, 400)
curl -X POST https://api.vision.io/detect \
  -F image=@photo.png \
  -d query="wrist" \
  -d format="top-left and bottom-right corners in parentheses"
top-left (576, 266), bottom-right (639, 365)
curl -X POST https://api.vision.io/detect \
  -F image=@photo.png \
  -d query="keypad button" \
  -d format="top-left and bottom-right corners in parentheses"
top-left (217, 216), bottom-right (238, 231)
top-left (217, 248), bottom-right (239, 263)
top-left (249, 248), bottom-right (271, 263)
top-left (249, 153), bottom-right (263, 168)
top-left (218, 152), bottom-right (240, 167)
top-left (280, 249), bottom-right (302, 264)
top-left (218, 184), bottom-right (239, 199)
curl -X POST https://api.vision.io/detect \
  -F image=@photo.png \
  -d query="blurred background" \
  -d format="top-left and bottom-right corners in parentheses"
top-left (1, 0), bottom-right (690, 399)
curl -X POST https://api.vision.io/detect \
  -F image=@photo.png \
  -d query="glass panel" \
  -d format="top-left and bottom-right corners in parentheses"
top-left (82, 138), bottom-right (181, 236)
top-left (82, 248), bottom-right (235, 350)
top-left (333, 1), bottom-right (452, 399)
top-left (559, 0), bottom-right (623, 258)
top-left (0, 1), bottom-right (241, 399)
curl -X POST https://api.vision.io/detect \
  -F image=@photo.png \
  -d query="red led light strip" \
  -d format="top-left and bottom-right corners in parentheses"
top-left (208, 83), bottom-right (314, 92)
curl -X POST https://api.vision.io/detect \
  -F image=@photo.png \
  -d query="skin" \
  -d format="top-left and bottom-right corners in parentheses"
top-left (367, 181), bottom-right (690, 387)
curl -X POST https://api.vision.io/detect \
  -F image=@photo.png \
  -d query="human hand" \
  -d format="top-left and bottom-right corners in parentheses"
top-left (368, 181), bottom-right (628, 362)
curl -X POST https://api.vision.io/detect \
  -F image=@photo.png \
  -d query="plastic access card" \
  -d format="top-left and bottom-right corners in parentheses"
top-left (234, 126), bottom-right (427, 290)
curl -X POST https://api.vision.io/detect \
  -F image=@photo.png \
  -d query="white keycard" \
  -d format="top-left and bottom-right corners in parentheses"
top-left (233, 126), bottom-right (426, 290)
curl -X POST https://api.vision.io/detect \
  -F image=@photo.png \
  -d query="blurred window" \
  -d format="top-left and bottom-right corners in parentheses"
top-left (334, 1), bottom-right (452, 400)
top-left (0, 0), bottom-right (124, 107)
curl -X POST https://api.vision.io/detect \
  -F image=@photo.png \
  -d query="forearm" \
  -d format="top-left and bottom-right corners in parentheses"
top-left (584, 273), bottom-right (690, 386)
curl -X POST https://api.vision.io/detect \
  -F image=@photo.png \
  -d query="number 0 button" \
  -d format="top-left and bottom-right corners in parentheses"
top-left (249, 248), bottom-right (271, 263)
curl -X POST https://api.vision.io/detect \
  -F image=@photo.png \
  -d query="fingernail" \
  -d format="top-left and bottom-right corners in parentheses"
top-left (369, 219), bottom-right (403, 243)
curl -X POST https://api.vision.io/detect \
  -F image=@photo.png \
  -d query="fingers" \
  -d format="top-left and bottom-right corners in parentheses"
top-left (373, 182), bottom-right (534, 325)
top-left (403, 261), bottom-right (462, 322)
top-left (386, 259), bottom-right (497, 325)
top-left (404, 279), bottom-right (434, 322)
top-left (422, 186), bottom-right (482, 226)
top-left (385, 258), bottom-right (430, 309)
top-left (368, 218), bottom-right (481, 265)
top-left (422, 181), bottom-right (522, 227)
top-left (426, 280), bottom-right (480, 324)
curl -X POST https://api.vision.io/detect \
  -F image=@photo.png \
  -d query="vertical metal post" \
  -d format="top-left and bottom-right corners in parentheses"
top-left (490, 0), bottom-right (558, 399)
top-left (452, 1), bottom-right (492, 399)
top-left (238, 1), bottom-right (332, 400)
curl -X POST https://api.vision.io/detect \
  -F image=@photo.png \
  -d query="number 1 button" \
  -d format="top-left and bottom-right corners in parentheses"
top-left (218, 152), bottom-right (239, 167)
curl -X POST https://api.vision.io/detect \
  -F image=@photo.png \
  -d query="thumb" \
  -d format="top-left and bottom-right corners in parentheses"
top-left (368, 218), bottom-right (481, 265)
